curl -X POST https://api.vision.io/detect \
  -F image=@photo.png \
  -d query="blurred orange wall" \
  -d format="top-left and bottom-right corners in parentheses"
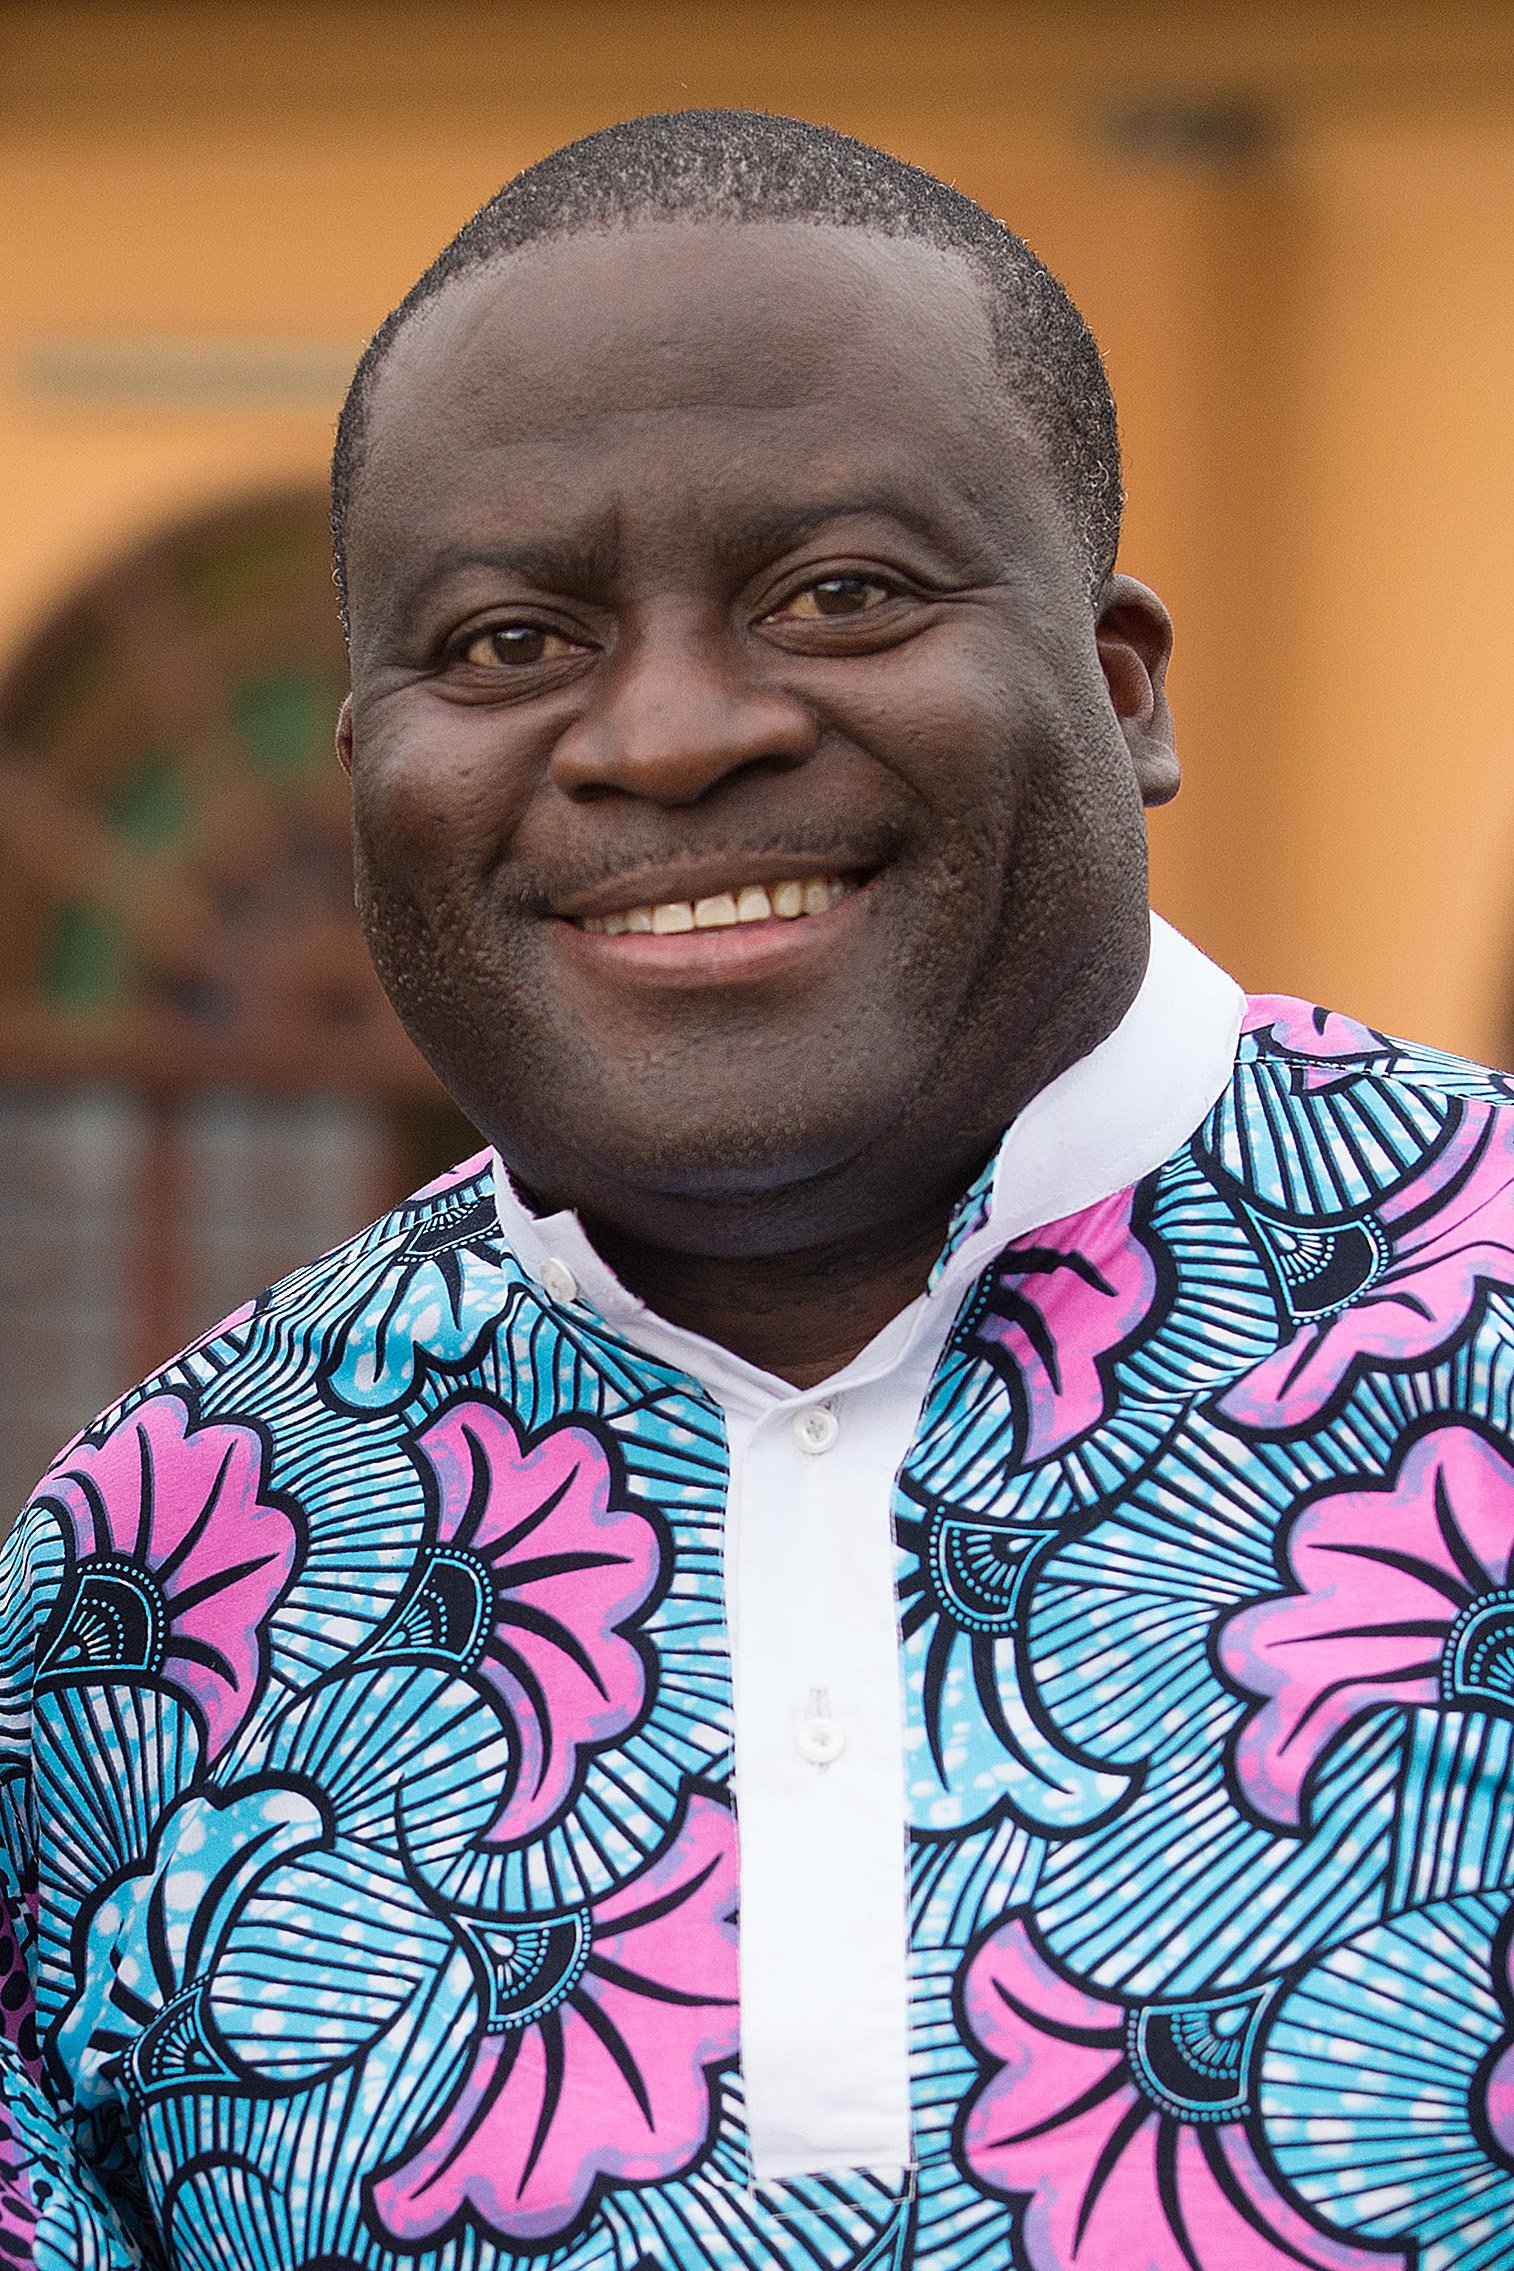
top-left (3, 2), bottom-right (1514, 1054)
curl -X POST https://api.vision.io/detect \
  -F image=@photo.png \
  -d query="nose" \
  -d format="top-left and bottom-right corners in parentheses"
top-left (549, 618), bottom-right (818, 804)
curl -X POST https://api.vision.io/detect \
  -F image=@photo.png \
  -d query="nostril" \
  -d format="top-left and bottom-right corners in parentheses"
top-left (557, 741), bottom-right (813, 808)
top-left (549, 659), bottom-right (818, 802)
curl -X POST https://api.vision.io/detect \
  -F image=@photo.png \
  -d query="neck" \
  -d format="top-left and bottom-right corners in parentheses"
top-left (582, 1198), bottom-right (961, 1387)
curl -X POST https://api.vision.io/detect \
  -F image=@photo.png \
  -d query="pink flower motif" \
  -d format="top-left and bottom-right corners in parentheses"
top-left (1241, 997), bottom-right (1388, 1065)
top-left (407, 1399), bottom-right (663, 1844)
top-left (972, 1191), bottom-right (1160, 1463)
top-left (408, 1148), bottom-right (494, 1204)
top-left (1218, 1422), bottom-right (1514, 1828)
top-left (960, 1917), bottom-right (1393, 2271)
top-left (34, 1394), bottom-right (298, 1761)
top-left (1219, 1109), bottom-right (1514, 1432)
top-left (372, 1791), bottom-right (739, 2247)
top-left (1483, 2035), bottom-right (1514, 2165)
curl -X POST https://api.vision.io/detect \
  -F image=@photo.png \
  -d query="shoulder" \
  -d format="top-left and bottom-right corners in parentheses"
top-left (1216, 995), bottom-right (1514, 1219)
top-left (1237, 994), bottom-right (1514, 1108)
top-left (17, 1145), bottom-right (511, 1516)
top-left (1182, 996), bottom-right (1514, 1397)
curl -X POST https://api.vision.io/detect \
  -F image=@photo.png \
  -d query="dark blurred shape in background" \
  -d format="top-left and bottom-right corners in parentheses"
top-left (0, 0), bottom-right (1512, 1490)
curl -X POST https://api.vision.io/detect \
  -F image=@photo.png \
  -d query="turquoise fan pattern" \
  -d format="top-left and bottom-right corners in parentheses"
top-left (7, 993), bottom-right (1514, 2266)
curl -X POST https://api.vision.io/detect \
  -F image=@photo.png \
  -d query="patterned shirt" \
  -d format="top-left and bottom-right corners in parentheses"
top-left (4, 920), bottom-right (1514, 2271)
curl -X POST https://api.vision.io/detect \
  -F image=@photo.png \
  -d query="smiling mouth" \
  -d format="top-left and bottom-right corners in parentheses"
top-left (574, 875), bottom-right (854, 936)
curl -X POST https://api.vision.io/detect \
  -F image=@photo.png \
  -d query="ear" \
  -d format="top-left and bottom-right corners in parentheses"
top-left (1096, 574), bottom-right (1180, 809)
top-left (336, 694), bottom-right (354, 778)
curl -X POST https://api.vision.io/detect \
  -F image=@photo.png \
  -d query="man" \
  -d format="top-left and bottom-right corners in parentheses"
top-left (0, 107), bottom-right (1510, 2271)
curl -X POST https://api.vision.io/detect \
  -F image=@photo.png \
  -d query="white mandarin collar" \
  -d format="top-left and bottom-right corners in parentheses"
top-left (489, 912), bottom-right (1245, 1411)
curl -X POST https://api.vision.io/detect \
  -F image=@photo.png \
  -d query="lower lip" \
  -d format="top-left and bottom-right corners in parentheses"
top-left (551, 883), bottom-right (874, 986)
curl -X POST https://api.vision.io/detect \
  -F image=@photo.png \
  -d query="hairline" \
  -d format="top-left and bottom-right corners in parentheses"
top-left (331, 127), bottom-right (1122, 628)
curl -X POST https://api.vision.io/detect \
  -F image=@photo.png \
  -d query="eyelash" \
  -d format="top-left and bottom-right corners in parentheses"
top-left (444, 570), bottom-right (916, 668)
top-left (772, 574), bottom-right (901, 619)
top-left (451, 623), bottom-right (582, 668)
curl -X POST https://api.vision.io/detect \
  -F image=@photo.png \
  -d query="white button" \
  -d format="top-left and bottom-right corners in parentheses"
top-left (541, 1257), bottom-right (579, 1304)
top-left (798, 1716), bottom-right (848, 1771)
top-left (792, 1405), bottom-right (839, 1455)
top-left (796, 1714), bottom-right (847, 1766)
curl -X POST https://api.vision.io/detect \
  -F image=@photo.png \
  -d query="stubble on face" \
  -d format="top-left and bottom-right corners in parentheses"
top-left (342, 220), bottom-right (1158, 1263)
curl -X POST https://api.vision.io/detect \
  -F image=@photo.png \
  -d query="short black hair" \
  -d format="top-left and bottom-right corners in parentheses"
top-left (330, 109), bottom-right (1122, 627)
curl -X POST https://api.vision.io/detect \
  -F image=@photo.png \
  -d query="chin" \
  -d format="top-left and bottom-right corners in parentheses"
top-left (506, 1097), bottom-right (894, 1229)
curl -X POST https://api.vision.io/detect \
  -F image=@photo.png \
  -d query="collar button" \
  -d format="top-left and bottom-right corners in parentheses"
top-left (792, 1405), bottom-right (839, 1455)
top-left (541, 1257), bottom-right (579, 1305)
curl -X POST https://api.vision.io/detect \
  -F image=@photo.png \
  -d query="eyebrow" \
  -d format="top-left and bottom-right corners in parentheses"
top-left (708, 493), bottom-right (958, 577)
top-left (408, 520), bottom-right (624, 606)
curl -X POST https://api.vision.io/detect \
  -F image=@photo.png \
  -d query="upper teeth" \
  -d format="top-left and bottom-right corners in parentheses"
top-left (578, 877), bottom-right (850, 936)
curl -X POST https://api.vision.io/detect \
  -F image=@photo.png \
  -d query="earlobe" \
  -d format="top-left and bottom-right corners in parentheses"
top-left (1132, 736), bottom-right (1181, 810)
top-left (1095, 575), bottom-right (1180, 810)
top-left (336, 696), bottom-right (354, 778)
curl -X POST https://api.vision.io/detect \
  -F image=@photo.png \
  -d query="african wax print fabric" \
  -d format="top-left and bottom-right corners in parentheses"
top-left (2, 992), bottom-right (1514, 2271)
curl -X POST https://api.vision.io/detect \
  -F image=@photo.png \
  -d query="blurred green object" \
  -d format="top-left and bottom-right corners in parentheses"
top-left (105, 749), bottom-right (191, 852)
top-left (232, 668), bottom-right (327, 779)
top-left (41, 902), bottom-right (129, 1008)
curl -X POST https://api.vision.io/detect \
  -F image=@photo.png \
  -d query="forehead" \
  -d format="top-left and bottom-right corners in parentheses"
top-left (349, 221), bottom-right (1052, 615)
top-left (377, 217), bottom-right (1003, 433)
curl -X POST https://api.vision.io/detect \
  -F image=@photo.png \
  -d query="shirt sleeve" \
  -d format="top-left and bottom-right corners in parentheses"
top-left (0, 1509), bottom-right (148, 2270)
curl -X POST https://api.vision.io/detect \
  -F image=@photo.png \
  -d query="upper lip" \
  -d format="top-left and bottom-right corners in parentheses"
top-left (550, 853), bottom-right (875, 921)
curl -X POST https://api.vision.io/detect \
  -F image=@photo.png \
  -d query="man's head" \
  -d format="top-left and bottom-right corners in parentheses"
top-left (335, 111), bottom-right (1180, 1266)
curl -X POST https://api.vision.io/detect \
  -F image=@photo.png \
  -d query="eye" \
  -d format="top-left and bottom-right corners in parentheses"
top-left (770, 575), bottom-right (897, 621)
top-left (458, 623), bottom-right (584, 668)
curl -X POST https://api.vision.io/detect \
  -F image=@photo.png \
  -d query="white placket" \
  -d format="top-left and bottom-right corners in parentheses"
top-left (720, 1320), bottom-right (955, 2183)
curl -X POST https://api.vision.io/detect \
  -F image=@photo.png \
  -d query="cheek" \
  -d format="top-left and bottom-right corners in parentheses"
top-left (857, 640), bottom-right (1047, 846)
top-left (837, 650), bottom-right (1014, 799)
top-left (350, 708), bottom-right (536, 898)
